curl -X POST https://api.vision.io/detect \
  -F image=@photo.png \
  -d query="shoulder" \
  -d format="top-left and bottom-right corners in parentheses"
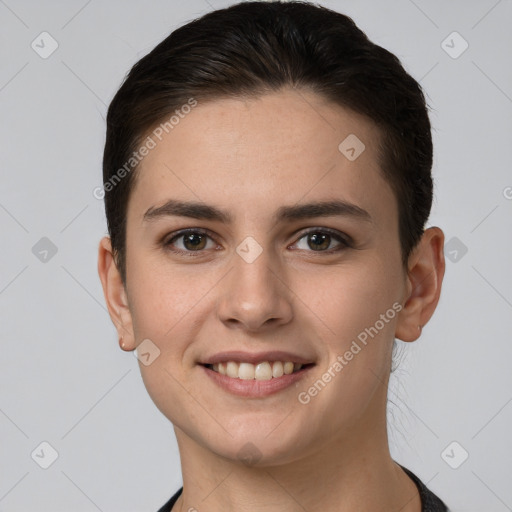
top-left (399, 464), bottom-right (450, 512)
top-left (156, 486), bottom-right (183, 512)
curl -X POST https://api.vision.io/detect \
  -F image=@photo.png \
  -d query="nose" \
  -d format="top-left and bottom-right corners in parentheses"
top-left (216, 247), bottom-right (294, 332)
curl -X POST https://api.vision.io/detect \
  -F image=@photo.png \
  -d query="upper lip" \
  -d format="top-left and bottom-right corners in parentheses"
top-left (199, 350), bottom-right (316, 365)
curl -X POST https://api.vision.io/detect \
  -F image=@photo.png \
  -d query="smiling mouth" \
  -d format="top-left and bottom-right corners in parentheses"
top-left (202, 361), bottom-right (315, 380)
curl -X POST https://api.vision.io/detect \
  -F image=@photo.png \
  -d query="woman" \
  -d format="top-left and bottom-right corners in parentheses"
top-left (97, 2), bottom-right (449, 510)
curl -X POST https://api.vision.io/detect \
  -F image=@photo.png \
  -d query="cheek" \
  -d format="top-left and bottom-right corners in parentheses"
top-left (126, 267), bottom-right (206, 426)
top-left (301, 255), bottom-right (402, 340)
top-left (294, 264), bottom-right (401, 422)
top-left (296, 254), bottom-right (404, 409)
top-left (127, 254), bottom-right (205, 340)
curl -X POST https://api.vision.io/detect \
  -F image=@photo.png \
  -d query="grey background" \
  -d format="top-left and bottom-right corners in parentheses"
top-left (1, 0), bottom-right (511, 510)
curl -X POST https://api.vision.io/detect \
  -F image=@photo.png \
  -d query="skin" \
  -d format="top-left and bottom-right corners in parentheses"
top-left (98, 88), bottom-right (445, 512)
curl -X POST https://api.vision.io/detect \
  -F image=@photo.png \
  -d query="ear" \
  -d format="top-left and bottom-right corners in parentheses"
top-left (97, 236), bottom-right (136, 351)
top-left (395, 227), bottom-right (445, 342)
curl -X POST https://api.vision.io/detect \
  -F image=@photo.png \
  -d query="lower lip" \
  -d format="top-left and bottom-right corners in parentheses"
top-left (201, 364), bottom-right (315, 397)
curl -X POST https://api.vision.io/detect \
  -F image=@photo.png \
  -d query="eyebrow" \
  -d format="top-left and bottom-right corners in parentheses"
top-left (142, 198), bottom-right (372, 224)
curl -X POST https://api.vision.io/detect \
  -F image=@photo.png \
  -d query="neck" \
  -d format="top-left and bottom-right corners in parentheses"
top-left (172, 385), bottom-right (420, 512)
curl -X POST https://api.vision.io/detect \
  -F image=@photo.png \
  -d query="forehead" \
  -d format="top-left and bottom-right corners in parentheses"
top-left (128, 88), bottom-right (396, 226)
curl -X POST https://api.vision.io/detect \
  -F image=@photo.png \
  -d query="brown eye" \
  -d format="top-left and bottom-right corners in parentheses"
top-left (306, 232), bottom-right (331, 251)
top-left (181, 232), bottom-right (207, 251)
top-left (164, 229), bottom-right (217, 255)
top-left (293, 229), bottom-right (350, 253)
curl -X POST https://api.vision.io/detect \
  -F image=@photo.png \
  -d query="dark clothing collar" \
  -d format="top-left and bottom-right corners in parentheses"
top-left (157, 464), bottom-right (449, 511)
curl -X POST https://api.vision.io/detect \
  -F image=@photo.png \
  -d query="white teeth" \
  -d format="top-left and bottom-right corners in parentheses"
top-left (226, 361), bottom-right (239, 378)
top-left (283, 362), bottom-right (294, 375)
top-left (239, 362), bottom-right (255, 380)
top-left (208, 361), bottom-right (304, 379)
top-left (272, 361), bottom-right (284, 378)
top-left (255, 362), bottom-right (272, 380)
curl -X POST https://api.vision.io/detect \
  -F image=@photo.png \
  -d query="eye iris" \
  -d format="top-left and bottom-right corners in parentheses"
top-left (184, 233), bottom-right (206, 251)
top-left (308, 233), bottom-right (330, 251)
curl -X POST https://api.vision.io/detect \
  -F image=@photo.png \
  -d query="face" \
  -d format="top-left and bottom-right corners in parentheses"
top-left (115, 88), bottom-right (411, 465)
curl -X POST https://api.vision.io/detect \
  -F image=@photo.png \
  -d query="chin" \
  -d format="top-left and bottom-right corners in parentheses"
top-left (202, 423), bottom-right (317, 468)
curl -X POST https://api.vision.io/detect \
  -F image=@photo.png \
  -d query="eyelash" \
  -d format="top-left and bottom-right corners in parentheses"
top-left (163, 227), bottom-right (352, 258)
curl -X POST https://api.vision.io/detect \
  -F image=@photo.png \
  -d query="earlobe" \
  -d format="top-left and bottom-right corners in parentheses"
top-left (395, 227), bottom-right (445, 342)
top-left (97, 236), bottom-right (136, 351)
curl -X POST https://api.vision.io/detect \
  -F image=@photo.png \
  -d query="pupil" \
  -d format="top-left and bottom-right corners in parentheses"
top-left (309, 233), bottom-right (329, 251)
top-left (185, 233), bottom-right (205, 250)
